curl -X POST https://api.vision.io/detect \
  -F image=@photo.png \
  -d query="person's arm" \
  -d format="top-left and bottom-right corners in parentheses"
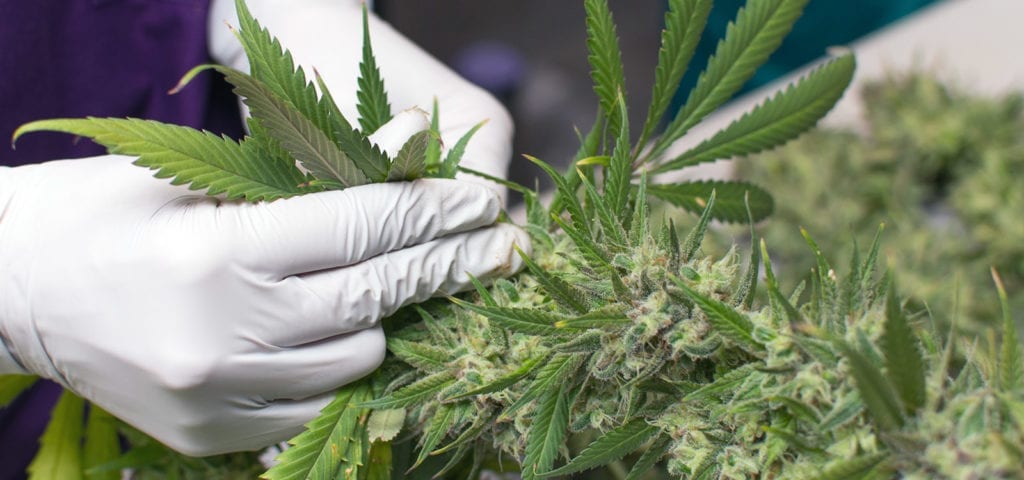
top-left (206, 0), bottom-right (514, 196)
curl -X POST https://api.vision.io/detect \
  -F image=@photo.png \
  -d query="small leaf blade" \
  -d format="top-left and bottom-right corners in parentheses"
top-left (387, 130), bottom-right (430, 181)
top-left (27, 390), bottom-right (84, 480)
top-left (654, 53), bottom-right (855, 172)
top-left (356, 4), bottom-right (393, 133)
top-left (542, 418), bottom-right (660, 477)
top-left (648, 180), bottom-right (773, 223)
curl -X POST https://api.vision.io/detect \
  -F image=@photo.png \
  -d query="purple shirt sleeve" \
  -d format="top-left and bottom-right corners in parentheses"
top-left (0, 1), bottom-right (244, 478)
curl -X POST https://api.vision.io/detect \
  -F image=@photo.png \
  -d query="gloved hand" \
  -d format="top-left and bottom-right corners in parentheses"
top-left (0, 113), bottom-right (527, 456)
top-left (207, 0), bottom-right (515, 199)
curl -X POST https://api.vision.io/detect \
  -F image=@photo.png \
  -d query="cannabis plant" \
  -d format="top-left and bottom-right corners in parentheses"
top-left (721, 73), bottom-right (1024, 336)
top-left (6, 0), bottom-right (1021, 478)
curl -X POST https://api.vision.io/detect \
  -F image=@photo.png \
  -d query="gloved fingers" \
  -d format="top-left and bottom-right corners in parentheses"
top-left (174, 390), bottom-right (338, 456)
top-left (222, 327), bottom-right (385, 401)
top-left (267, 223), bottom-right (529, 347)
top-left (237, 178), bottom-right (500, 277)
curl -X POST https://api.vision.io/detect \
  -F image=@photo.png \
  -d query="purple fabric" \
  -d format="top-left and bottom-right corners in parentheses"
top-left (0, 1), bottom-right (244, 478)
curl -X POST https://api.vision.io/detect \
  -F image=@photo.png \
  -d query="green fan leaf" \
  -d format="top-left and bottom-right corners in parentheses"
top-left (541, 418), bottom-right (660, 477)
top-left (82, 406), bottom-right (120, 480)
top-left (654, 53), bottom-right (854, 172)
top-left (760, 239), bottom-right (804, 325)
top-left (360, 371), bottom-right (456, 410)
top-left (27, 390), bottom-right (84, 480)
top-left (881, 281), bottom-right (926, 414)
top-left (0, 375), bottom-right (36, 407)
top-left (639, 0), bottom-right (713, 148)
top-left (215, 65), bottom-right (370, 188)
top-left (653, 0), bottom-right (809, 159)
top-left (522, 383), bottom-right (573, 480)
top-left (387, 130), bottom-right (430, 181)
top-left (838, 342), bottom-right (905, 432)
top-left (449, 298), bottom-right (562, 336)
top-left (233, 0), bottom-right (335, 139)
top-left (584, 0), bottom-right (626, 134)
top-left (672, 277), bottom-right (764, 353)
top-left (648, 180), bottom-right (773, 223)
top-left (357, 4), bottom-right (392, 133)
top-left (14, 118), bottom-right (305, 201)
top-left (387, 338), bottom-right (448, 373)
top-left (682, 364), bottom-right (759, 402)
top-left (261, 381), bottom-right (372, 480)
top-left (440, 121), bottom-right (486, 178)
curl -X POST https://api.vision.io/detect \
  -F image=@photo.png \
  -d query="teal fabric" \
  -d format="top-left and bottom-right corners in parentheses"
top-left (669, 0), bottom-right (938, 113)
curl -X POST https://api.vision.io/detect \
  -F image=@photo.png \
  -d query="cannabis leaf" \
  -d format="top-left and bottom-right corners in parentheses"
top-left (881, 281), bottom-right (926, 415)
top-left (542, 418), bottom-right (660, 476)
top-left (652, 0), bottom-right (809, 161)
top-left (211, 64), bottom-right (370, 188)
top-left (653, 53), bottom-right (855, 172)
top-left (262, 382), bottom-right (373, 480)
top-left (386, 130), bottom-right (430, 181)
top-left (14, 118), bottom-right (306, 201)
top-left (648, 180), bottom-right (774, 223)
top-left (638, 0), bottom-right (713, 149)
top-left (27, 391), bottom-right (84, 480)
top-left (0, 375), bottom-right (36, 407)
top-left (356, 4), bottom-right (393, 133)
top-left (584, 0), bottom-right (626, 134)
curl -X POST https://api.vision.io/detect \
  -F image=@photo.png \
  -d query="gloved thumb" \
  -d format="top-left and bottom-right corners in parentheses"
top-left (367, 108), bottom-right (430, 157)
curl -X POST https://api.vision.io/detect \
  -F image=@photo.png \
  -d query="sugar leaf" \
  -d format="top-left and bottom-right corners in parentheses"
top-left (541, 418), bottom-right (659, 477)
top-left (673, 277), bottom-right (764, 353)
top-left (522, 383), bottom-right (572, 480)
top-left (261, 381), bottom-right (372, 480)
top-left (449, 297), bottom-right (562, 336)
top-left (367, 408), bottom-right (405, 443)
top-left (881, 281), bottom-right (927, 414)
top-left (359, 371), bottom-right (455, 410)
top-left (838, 342), bottom-right (905, 432)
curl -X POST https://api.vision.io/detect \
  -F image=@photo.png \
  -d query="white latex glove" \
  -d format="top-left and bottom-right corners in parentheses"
top-left (0, 113), bottom-right (527, 455)
top-left (207, 0), bottom-right (514, 199)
